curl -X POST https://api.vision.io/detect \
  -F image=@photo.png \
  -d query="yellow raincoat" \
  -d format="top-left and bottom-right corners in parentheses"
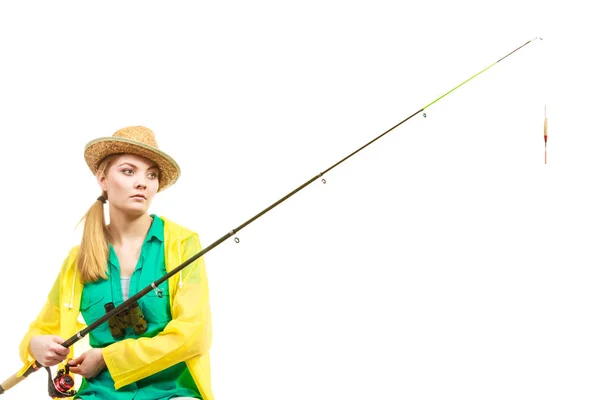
top-left (18, 217), bottom-right (213, 400)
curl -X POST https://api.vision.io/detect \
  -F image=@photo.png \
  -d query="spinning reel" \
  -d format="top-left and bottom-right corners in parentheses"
top-left (45, 365), bottom-right (76, 398)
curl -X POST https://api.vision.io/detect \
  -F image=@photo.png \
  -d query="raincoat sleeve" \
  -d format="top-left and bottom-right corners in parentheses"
top-left (17, 249), bottom-right (82, 377)
top-left (18, 271), bottom-right (62, 367)
top-left (102, 233), bottom-right (212, 389)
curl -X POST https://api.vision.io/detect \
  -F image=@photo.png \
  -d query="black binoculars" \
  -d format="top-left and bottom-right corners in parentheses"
top-left (104, 301), bottom-right (148, 339)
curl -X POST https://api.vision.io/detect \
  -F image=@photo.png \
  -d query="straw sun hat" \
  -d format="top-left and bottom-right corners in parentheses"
top-left (84, 126), bottom-right (180, 192)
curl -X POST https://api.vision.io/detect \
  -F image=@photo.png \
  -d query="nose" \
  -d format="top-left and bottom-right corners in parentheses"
top-left (135, 179), bottom-right (147, 190)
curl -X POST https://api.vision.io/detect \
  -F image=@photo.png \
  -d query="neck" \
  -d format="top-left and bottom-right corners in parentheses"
top-left (107, 209), bottom-right (153, 246)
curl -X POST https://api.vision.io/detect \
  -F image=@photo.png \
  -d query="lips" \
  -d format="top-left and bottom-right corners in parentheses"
top-left (131, 194), bottom-right (146, 200)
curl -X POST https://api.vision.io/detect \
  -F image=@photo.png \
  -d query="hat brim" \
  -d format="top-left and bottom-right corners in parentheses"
top-left (84, 137), bottom-right (180, 192)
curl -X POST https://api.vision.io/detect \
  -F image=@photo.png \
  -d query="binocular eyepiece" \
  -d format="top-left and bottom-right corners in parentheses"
top-left (104, 301), bottom-right (148, 339)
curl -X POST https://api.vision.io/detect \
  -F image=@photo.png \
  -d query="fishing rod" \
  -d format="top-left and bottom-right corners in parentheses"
top-left (0, 37), bottom-right (541, 398)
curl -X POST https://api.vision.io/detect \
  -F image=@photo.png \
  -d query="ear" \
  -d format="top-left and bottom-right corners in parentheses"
top-left (96, 170), bottom-right (108, 192)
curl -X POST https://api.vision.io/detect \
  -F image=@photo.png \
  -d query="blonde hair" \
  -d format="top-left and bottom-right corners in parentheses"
top-left (77, 154), bottom-right (119, 283)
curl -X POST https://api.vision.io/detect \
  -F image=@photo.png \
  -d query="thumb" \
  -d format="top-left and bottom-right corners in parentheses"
top-left (49, 337), bottom-right (70, 356)
top-left (68, 354), bottom-right (84, 366)
top-left (49, 335), bottom-right (66, 345)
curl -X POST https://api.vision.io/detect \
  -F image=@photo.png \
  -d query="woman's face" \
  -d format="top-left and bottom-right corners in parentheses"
top-left (98, 154), bottom-right (160, 216)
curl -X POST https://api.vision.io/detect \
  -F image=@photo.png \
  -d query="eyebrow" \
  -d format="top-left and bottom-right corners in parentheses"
top-left (118, 162), bottom-right (159, 171)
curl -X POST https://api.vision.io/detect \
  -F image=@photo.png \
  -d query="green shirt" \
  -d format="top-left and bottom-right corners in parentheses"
top-left (77, 215), bottom-right (201, 400)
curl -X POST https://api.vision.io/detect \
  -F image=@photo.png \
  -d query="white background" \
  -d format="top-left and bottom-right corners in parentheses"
top-left (0, 1), bottom-right (598, 399)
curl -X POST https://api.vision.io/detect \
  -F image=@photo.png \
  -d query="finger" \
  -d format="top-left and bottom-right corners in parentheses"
top-left (68, 354), bottom-right (84, 365)
top-left (50, 335), bottom-right (66, 344)
top-left (48, 351), bottom-right (69, 364)
top-left (53, 345), bottom-right (70, 356)
top-left (38, 359), bottom-right (50, 367)
top-left (42, 357), bottom-right (60, 367)
top-left (68, 365), bottom-right (82, 375)
top-left (70, 366), bottom-right (91, 379)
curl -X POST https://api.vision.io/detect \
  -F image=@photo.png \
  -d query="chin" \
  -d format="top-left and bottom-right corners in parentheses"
top-left (116, 203), bottom-right (150, 216)
top-left (130, 204), bottom-right (150, 214)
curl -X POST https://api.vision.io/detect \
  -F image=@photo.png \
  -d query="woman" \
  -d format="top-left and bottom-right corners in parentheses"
top-left (17, 126), bottom-right (213, 400)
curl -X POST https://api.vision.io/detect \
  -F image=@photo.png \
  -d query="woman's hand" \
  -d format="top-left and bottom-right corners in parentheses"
top-left (68, 349), bottom-right (107, 379)
top-left (28, 335), bottom-right (70, 367)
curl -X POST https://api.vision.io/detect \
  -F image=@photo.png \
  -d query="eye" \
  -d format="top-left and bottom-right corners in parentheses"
top-left (122, 168), bottom-right (134, 175)
top-left (147, 171), bottom-right (158, 179)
